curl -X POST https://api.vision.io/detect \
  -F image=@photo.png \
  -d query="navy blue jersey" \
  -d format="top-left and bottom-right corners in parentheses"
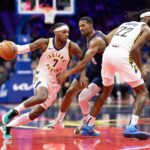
top-left (75, 30), bottom-right (106, 87)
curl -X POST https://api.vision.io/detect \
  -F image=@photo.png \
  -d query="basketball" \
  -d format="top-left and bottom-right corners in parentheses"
top-left (0, 40), bottom-right (18, 60)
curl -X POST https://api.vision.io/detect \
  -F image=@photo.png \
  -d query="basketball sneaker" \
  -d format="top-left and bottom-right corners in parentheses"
top-left (123, 125), bottom-right (150, 140)
top-left (80, 124), bottom-right (100, 136)
top-left (46, 119), bottom-right (64, 129)
top-left (2, 109), bottom-right (18, 125)
top-left (1, 125), bottom-right (12, 140)
top-left (74, 119), bottom-right (88, 134)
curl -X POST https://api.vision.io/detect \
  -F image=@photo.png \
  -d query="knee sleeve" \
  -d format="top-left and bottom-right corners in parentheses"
top-left (79, 83), bottom-right (101, 103)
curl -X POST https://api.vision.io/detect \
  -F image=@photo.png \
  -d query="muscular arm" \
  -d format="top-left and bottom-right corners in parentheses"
top-left (17, 38), bottom-right (49, 54)
top-left (65, 37), bottom-right (106, 77)
top-left (131, 25), bottom-right (150, 71)
top-left (69, 41), bottom-right (83, 60)
top-left (29, 38), bottom-right (49, 52)
top-left (132, 25), bottom-right (150, 51)
top-left (105, 28), bottom-right (118, 44)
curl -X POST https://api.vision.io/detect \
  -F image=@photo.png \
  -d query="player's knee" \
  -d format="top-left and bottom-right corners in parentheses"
top-left (79, 88), bottom-right (91, 104)
top-left (36, 92), bottom-right (48, 103)
top-left (140, 90), bottom-right (149, 99)
top-left (79, 83), bottom-right (100, 103)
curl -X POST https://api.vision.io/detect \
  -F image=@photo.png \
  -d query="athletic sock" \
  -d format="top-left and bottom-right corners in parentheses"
top-left (57, 111), bottom-right (66, 122)
top-left (87, 116), bottom-right (96, 126)
top-left (129, 115), bottom-right (139, 126)
top-left (14, 103), bottom-right (26, 114)
top-left (83, 114), bottom-right (91, 122)
top-left (7, 113), bottom-right (31, 127)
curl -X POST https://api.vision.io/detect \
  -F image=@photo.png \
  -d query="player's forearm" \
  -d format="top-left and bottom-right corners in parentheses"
top-left (131, 48), bottom-right (142, 71)
top-left (67, 60), bottom-right (87, 76)
top-left (80, 69), bottom-right (86, 77)
top-left (17, 44), bottom-right (30, 54)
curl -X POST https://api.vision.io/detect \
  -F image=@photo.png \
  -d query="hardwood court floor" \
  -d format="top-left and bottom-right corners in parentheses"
top-left (0, 104), bottom-right (150, 150)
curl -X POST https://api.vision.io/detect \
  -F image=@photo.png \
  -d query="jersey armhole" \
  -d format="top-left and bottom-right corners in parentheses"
top-left (44, 38), bottom-right (50, 51)
top-left (68, 40), bottom-right (72, 59)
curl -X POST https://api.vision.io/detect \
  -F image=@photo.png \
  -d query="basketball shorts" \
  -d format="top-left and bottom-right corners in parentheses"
top-left (33, 71), bottom-right (61, 110)
top-left (101, 47), bottom-right (144, 88)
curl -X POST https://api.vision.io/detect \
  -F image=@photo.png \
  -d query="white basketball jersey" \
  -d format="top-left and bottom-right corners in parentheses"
top-left (36, 38), bottom-right (71, 76)
top-left (109, 21), bottom-right (146, 52)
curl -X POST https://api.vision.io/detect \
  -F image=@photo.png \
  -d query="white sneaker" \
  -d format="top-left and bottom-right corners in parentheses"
top-left (47, 120), bottom-right (65, 130)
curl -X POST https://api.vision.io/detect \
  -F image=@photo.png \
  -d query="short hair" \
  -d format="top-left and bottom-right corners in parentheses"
top-left (125, 8), bottom-right (150, 21)
top-left (50, 22), bottom-right (67, 33)
top-left (79, 16), bottom-right (93, 25)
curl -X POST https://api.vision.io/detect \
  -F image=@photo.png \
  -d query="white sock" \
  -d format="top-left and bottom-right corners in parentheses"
top-left (83, 114), bottom-right (91, 122)
top-left (57, 111), bottom-right (66, 122)
top-left (88, 116), bottom-right (96, 126)
top-left (129, 115), bottom-right (139, 125)
top-left (7, 113), bottom-right (31, 127)
top-left (14, 103), bottom-right (26, 114)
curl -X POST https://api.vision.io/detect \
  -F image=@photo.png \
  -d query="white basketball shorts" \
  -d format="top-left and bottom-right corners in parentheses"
top-left (33, 72), bottom-right (61, 109)
top-left (101, 46), bottom-right (144, 88)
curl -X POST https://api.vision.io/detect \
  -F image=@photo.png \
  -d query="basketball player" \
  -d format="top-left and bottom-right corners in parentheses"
top-left (56, 10), bottom-right (150, 139)
top-left (80, 9), bottom-right (150, 139)
top-left (1, 22), bottom-right (83, 140)
top-left (48, 16), bottom-right (106, 136)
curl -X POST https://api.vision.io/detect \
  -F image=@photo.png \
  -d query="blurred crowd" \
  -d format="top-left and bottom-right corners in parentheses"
top-left (0, 0), bottom-right (150, 101)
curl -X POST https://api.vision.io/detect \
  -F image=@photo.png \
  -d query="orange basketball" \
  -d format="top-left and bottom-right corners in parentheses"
top-left (0, 41), bottom-right (18, 60)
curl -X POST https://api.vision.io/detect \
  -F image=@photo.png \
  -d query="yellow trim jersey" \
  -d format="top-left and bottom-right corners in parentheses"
top-left (36, 38), bottom-right (71, 77)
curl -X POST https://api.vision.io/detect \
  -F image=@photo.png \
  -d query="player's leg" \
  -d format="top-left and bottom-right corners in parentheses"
top-left (80, 53), bottom-right (115, 136)
top-left (119, 58), bottom-right (150, 139)
top-left (80, 84), bottom-right (114, 136)
top-left (2, 86), bottom-right (48, 125)
top-left (75, 81), bottom-right (101, 134)
top-left (123, 83), bottom-right (149, 140)
top-left (2, 105), bottom-right (46, 140)
top-left (47, 78), bottom-right (85, 129)
top-left (79, 78), bottom-right (102, 120)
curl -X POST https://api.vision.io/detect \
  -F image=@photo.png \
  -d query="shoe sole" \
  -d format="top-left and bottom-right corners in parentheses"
top-left (123, 133), bottom-right (149, 140)
top-left (0, 126), bottom-right (12, 140)
top-left (80, 130), bottom-right (100, 137)
top-left (46, 123), bottom-right (65, 130)
top-left (80, 133), bottom-right (100, 137)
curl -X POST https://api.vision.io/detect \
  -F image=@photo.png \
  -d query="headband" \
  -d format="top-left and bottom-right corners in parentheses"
top-left (140, 11), bottom-right (150, 18)
top-left (54, 25), bottom-right (69, 32)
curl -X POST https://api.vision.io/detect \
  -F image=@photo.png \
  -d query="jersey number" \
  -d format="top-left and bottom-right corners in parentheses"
top-left (53, 59), bottom-right (58, 67)
top-left (115, 26), bottom-right (134, 37)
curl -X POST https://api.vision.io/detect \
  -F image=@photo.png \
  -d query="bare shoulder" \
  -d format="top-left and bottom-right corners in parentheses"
top-left (69, 40), bottom-right (81, 51)
top-left (142, 24), bottom-right (150, 32)
top-left (69, 40), bottom-right (82, 59)
top-left (142, 24), bottom-right (150, 39)
top-left (69, 41), bottom-right (79, 49)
